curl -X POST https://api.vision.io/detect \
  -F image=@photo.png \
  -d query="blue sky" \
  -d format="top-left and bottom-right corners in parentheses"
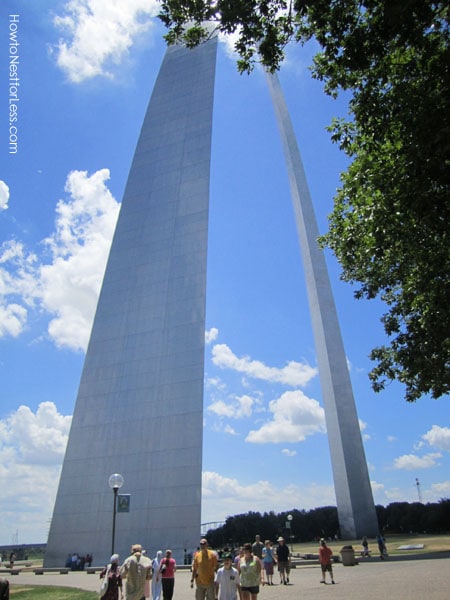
top-left (1, 0), bottom-right (449, 546)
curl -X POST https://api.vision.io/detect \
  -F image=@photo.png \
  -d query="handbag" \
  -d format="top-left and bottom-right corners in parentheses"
top-left (99, 565), bottom-right (111, 598)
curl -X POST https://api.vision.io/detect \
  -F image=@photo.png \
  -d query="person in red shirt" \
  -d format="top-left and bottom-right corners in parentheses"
top-left (318, 538), bottom-right (335, 585)
top-left (159, 549), bottom-right (176, 600)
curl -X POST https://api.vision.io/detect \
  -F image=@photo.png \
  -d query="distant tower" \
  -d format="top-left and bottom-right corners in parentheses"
top-left (416, 478), bottom-right (423, 503)
top-left (266, 71), bottom-right (379, 538)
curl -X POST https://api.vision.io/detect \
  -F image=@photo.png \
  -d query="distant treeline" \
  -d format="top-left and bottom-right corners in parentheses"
top-left (204, 500), bottom-right (450, 547)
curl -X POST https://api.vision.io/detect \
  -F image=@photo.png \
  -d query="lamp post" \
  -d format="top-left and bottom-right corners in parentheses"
top-left (287, 514), bottom-right (293, 552)
top-left (108, 473), bottom-right (124, 556)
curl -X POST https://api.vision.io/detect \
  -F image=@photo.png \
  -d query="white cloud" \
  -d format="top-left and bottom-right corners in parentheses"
top-left (212, 343), bottom-right (317, 387)
top-left (2, 402), bottom-right (71, 464)
top-left (370, 480), bottom-right (385, 494)
top-left (205, 376), bottom-right (227, 392)
top-left (422, 425), bottom-right (450, 451)
top-left (211, 422), bottom-right (239, 436)
top-left (382, 487), bottom-right (407, 502)
top-left (39, 169), bottom-right (120, 350)
top-left (370, 480), bottom-right (391, 505)
top-left (359, 419), bottom-right (371, 441)
top-left (377, 480), bottom-right (449, 505)
top-left (0, 402), bottom-right (71, 543)
top-left (0, 180), bottom-right (10, 210)
top-left (369, 479), bottom-right (436, 508)
top-left (201, 471), bottom-right (335, 524)
top-left (0, 169), bottom-right (119, 350)
top-left (205, 327), bottom-right (219, 344)
top-left (53, 0), bottom-right (160, 82)
top-left (393, 453), bottom-right (442, 471)
top-left (208, 394), bottom-right (256, 419)
top-left (246, 390), bottom-right (325, 444)
top-left (223, 424), bottom-right (238, 436)
top-left (0, 241), bottom-right (37, 338)
top-left (0, 303), bottom-right (27, 337)
top-left (218, 30), bottom-right (241, 61)
top-left (430, 481), bottom-right (450, 497)
top-left (282, 448), bottom-right (297, 457)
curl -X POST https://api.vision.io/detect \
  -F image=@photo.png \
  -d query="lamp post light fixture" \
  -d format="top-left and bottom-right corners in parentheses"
top-left (108, 473), bottom-right (124, 555)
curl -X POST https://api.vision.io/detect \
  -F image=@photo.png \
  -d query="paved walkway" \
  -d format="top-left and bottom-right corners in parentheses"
top-left (8, 553), bottom-right (450, 599)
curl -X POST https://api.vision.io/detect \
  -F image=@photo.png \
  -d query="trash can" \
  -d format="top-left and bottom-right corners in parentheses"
top-left (340, 545), bottom-right (357, 566)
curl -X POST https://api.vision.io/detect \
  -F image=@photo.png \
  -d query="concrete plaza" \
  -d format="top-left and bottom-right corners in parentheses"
top-left (8, 552), bottom-right (450, 599)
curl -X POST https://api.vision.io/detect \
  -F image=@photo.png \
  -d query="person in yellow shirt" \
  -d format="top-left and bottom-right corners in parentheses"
top-left (191, 538), bottom-right (218, 600)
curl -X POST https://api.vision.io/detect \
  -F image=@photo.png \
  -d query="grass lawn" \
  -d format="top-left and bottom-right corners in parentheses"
top-left (10, 586), bottom-right (97, 599)
top-left (291, 533), bottom-right (450, 557)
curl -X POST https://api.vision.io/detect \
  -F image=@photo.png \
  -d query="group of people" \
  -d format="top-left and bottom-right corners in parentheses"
top-left (100, 535), bottom-right (286, 600)
top-left (192, 537), bottom-right (263, 600)
top-left (213, 535), bottom-right (335, 597)
top-left (100, 533), bottom-right (342, 600)
top-left (65, 552), bottom-right (93, 571)
top-left (248, 534), bottom-right (291, 587)
top-left (99, 544), bottom-right (174, 600)
top-left (361, 535), bottom-right (388, 559)
top-left (194, 535), bottom-right (294, 600)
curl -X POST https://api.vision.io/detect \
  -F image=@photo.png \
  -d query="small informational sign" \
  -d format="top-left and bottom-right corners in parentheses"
top-left (117, 494), bottom-right (131, 512)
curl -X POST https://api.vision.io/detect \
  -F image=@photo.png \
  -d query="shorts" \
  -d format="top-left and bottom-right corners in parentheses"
top-left (277, 561), bottom-right (288, 573)
top-left (321, 563), bottom-right (332, 573)
top-left (264, 562), bottom-right (274, 575)
top-left (242, 586), bottom-right (260, 594)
